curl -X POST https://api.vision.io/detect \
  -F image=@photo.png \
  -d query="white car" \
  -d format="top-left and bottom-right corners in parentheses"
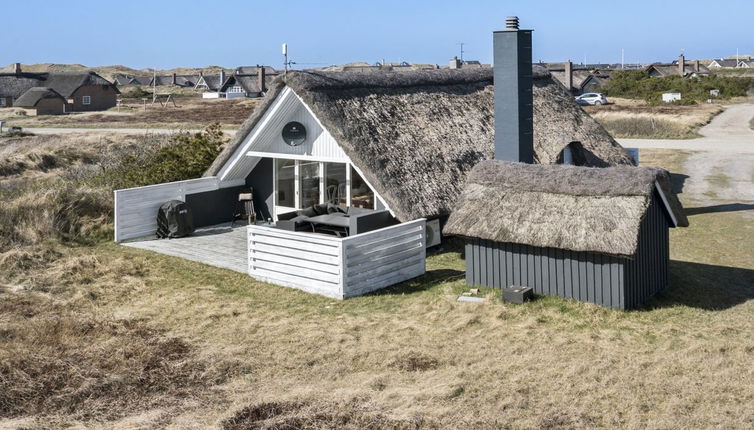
top-left (575, 93), bottom-right (608, 106)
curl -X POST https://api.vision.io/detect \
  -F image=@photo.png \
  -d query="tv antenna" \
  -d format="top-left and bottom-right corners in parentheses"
top-left (457, 42), bottom-right (465, 62)
top-left (282, 43), bottom-right (296, 74)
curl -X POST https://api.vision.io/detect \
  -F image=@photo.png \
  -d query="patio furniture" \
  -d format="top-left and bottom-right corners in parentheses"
top-left (276, 206), bottom-right (395, 236)
top-left (231, 188), bottom-right (256, 227)
top-left (307, 213), bottom-right (350, 237)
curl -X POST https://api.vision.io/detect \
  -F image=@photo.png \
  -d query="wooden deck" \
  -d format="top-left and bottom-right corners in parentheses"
top-left (123, 223), bottom-right (248, 273)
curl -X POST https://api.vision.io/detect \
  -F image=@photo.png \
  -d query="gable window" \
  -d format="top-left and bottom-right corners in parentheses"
top-left (82, 95), bottom-right (91, 105)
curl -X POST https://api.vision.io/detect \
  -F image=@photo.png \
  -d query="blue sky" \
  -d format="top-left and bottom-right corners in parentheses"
top-left (3, 0), bottom-right (752, 70)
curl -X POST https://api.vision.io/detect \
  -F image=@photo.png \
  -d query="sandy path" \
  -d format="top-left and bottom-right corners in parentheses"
top-left (618, 104), bottom-right (754, 153)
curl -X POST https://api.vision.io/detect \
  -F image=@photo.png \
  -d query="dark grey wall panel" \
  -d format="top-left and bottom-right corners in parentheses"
top-left (464, 193), bottom-right (670, 310)
top-left (185, 186), bottom-right (243, 227)
top-left (246, 158), bottom-right (273, 221)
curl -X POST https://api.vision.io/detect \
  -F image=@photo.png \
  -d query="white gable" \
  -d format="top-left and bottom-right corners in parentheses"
top-left (218, 87), bottom-right (349, 182)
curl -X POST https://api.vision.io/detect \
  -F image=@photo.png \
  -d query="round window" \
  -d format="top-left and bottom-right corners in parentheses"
top-left (282, 121), bottom-right (306, 146)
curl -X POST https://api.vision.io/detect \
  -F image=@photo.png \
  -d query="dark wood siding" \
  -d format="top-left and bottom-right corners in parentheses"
top-left (69, 85), bottom-right (117, 111)
top-left (464, 193), bottom-right (671, 310)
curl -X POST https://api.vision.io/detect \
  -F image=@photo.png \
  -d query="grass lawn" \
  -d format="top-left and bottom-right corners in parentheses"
top-left (1, 149), bottom-right (753, 429)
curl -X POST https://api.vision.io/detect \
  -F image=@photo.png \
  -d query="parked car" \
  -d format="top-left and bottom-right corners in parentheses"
top-left (575, 93), bottom-right (608, 106)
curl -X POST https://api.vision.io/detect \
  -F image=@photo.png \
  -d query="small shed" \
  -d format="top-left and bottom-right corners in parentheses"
top-left (662, 93), bottom-right (682, 103)
top-left (13, 87), bottom-right (67, 115)
top-left (444, 160), bottom-right (689, 310)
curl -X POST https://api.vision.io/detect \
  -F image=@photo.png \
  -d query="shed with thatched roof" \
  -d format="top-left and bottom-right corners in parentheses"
top-left (443, 160), bottom-right (688, 309)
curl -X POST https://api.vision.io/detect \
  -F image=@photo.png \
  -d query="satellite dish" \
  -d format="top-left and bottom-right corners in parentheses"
top-left (282, 121), bottom-right (306, 146)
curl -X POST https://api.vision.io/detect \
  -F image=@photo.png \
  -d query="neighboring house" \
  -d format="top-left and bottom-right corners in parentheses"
top-left (448, 57), bottom-right (486, 69)
top-left (647, 56), bottom-right (709, 77)
top-left (579, 73), bottom-right (610, 94)
top-left (12, 87), bottom-right (67, 115)
top-left (221, 66), bottom-right (279, 98)
top-left (444, 161), bottom-right (688, 310)
top-left (113, 74), bottom-right (152, 86)
top-left (195, 71), bottom-right (228, 91)
top-left (148, 74), bottom-right (202, 87)
top-left (0, 64), bottom-right (118, 112)
top-left (708, 59), bottom-right (740, 68)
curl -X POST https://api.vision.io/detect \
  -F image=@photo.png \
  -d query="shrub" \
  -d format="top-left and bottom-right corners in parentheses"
top-left (120, 86), bottom-right (153, 99)
top-left (95, 123), bottom-right (227, 189)
top-left (603, 70), bottom-right (754, 105)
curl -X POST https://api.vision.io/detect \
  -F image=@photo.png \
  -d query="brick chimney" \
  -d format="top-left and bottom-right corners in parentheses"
top-left (694, 60), bottom-right (700, 72)
top-left (13, 63), bottom-right (21, 74)
top-left (258, 67), bottom-right (266, 93)
top-left (449, 56), bottom-right (462, 69)
top-left (493, 16), bottom-right (534, 163)
top-left (564, 60), bottom-right (573, 92)
top-left (171, 73), bottom-right (177, 85)
top-left (678, 54), bottom-right (686, 76)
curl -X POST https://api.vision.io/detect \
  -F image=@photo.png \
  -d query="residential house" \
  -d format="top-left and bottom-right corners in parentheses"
top-left (221, 66), bottom-right (279, 98)
top-left (12, 87), bottom-right (67, 115)
top-left (647, 55), bottom-right (709, 77)
top-left (0, 63), bottom-right (119, 112)
top-left (708, 59), bottom-right (741, 68)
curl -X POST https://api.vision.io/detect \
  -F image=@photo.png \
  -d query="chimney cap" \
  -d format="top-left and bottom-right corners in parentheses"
top-left (505, 16), bottom-right (519, 30)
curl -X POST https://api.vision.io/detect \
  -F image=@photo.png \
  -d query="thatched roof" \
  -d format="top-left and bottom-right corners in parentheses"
top-left (13, 87), bottom-right (65, 107)
top-left (206, 67), bottom-right (633, 221)
top-left (42, 72), bottom-right (118, 97)
top-left (443, 160), bottom-right (688, 257)
top-left (0, 74), bottom-right (42, 98)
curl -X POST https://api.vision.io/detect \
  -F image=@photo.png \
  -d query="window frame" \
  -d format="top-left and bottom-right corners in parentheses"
top-left (82, 95), bottom-right (92, 105)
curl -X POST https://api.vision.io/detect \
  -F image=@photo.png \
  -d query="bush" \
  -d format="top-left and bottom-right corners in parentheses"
top-left (603, 70), bottom-right (754, 105)
top-left (120, 86), bottom-right (153, 99)
top-left (95, 123), bottom-right (227, 189)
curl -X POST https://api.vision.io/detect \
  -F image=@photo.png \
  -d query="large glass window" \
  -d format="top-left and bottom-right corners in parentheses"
top-left (324, 163), bottom-right (347, 207)
top-left (350, 167), bottom-right (374, 209)
top-left (276, 159), bottom-right (295, 208)
top-left (299, 161), bottom-right (320, 208)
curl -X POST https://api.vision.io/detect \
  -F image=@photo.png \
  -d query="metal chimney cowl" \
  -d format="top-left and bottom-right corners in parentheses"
top-left (493, 16), bottom-right (534, 163)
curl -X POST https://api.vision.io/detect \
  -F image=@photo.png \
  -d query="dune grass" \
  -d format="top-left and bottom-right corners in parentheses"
top-left (1, 132), bottom-right (753, 428)
top-left (587, 103), bottom-right (723, 139)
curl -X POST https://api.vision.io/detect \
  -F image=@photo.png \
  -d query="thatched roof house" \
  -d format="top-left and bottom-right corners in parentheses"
top-left (444, 160), bottom-right (688, 309)
top-left (13, 87), bottom-right (67, 114)
top-left (444, 160), bottom-right (687, 257)
top-left (206, 67), bottom-right (633, 222)
top-left (0, 69), bottom-right (118, 111)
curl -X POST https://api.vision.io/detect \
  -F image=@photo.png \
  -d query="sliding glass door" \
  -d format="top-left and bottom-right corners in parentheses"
top-left (275, 159), bottom-right (296, 214)
top-left (273, 158), bottom-right (376, 218)
top-left (299, 161), bottom-right (320, 209)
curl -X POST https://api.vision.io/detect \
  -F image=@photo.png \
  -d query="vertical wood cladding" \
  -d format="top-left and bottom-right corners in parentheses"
top-left (465, 193), bottom-right (671, 309)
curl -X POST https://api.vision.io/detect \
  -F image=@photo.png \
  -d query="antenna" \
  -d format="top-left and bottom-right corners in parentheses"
top-left (621, 48), bottom-right (624, 69)
top-left (282, 43), bottom-right (296, 74)
top-left (458, 42), bottom-right (465, 62)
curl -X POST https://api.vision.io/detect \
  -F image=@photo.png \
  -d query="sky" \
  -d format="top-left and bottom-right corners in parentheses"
top-left (2, 0), bottom-right (753, 70)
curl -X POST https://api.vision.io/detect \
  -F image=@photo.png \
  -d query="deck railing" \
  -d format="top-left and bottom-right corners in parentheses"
top-left (247, 219), bottom-right (426, 299)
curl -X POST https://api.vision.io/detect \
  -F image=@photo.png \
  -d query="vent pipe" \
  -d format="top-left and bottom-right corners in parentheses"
top-left (493, 16), bottom-right (534, 163)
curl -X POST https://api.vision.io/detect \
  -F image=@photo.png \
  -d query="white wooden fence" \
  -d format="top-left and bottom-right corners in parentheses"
top-left (114, 177), bottom-right (242, 242)
top-left (247, 219), bottom-right (426, 299)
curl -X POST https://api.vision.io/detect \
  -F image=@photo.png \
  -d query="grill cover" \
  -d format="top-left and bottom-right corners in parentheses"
top-left (156, 200), bottom-right (194, 239)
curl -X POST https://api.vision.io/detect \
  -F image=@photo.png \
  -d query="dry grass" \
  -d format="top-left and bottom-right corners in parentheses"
top-left (0, 97), bottom-right (258, 130)
top-left (1, 131), bottom-right (753, 428)
top-left (586, 101), bottom-right (723, 139)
